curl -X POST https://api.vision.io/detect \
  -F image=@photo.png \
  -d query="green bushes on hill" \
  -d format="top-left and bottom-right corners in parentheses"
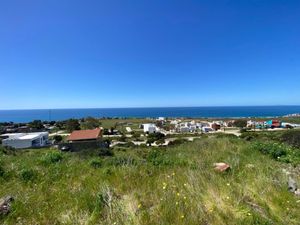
top-left (41, 151), bottom-right (63, 165)
top-left (0, 138), bottom-right (300, 224)
top-left (0, 165), bottom-right (5, 177)
top-left (281, 130), bottom-right (300, 148)
top-left (251, 142), bottom-right (300, 164)
top-left (19, 168), bottom-right (37, 182)
top-left (89, 159), bottom-right (103, 168)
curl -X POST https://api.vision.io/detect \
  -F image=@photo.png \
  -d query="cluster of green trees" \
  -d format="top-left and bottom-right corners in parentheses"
top-left (147, 132), bottom-right (165, 146)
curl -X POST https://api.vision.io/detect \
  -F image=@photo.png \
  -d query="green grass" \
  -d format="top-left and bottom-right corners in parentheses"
top-left (0, 137), bottom-right (299, 225)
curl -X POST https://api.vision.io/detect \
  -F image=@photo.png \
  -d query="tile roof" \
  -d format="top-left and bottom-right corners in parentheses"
top-left (67, 128), bottom-right (101, 141)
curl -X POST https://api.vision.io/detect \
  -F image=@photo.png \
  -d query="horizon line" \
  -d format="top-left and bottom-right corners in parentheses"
top-left (1, 104), bottom-right (300, 111)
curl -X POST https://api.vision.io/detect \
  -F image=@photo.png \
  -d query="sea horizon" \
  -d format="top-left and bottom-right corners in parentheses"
top-left (1, 105), bottom-right (300, 123)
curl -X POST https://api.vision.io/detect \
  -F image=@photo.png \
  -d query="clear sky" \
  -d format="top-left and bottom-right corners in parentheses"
top-left (0, 0), bottom-right (300, 109)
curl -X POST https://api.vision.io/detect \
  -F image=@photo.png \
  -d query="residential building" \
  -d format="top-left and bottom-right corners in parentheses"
top-left (142, 124), bottom-right (158, 133)
top-left (67, 128), bottom-right (102, 143)
top-left (1, 132), bottom-right (49, 149)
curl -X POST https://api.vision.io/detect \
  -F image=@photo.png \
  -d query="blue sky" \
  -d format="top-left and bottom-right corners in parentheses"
top-left (0, 0), bottom-right (300, 109)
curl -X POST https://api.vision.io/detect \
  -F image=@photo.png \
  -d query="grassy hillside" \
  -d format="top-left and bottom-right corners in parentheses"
top-left (0, 137), bottom-right (299, 225)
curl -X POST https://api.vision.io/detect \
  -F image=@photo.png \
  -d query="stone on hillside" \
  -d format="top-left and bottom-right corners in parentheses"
top-left (214, 163), bottom-right (230, 172)
top-left (288, 177), bottom-right (297, 193)
top-left (0, 196), bottom-right (14, 215)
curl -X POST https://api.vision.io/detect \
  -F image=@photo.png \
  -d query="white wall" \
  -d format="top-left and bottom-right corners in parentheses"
top-left (2, 133), bottom-right (48, 149)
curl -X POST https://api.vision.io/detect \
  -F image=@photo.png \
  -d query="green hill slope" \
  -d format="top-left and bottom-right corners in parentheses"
top-left (1, 137), bottom-right (299, 225)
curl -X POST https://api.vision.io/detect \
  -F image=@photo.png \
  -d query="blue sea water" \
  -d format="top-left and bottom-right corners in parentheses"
top-left (0, 106), bottom-right (300, 123)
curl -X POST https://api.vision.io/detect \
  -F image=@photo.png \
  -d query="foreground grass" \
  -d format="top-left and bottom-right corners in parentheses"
top-left (0, 137), bottom-right (299, 225)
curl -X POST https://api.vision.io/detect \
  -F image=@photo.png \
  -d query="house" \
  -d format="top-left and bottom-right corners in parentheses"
top-left (265, 120), bottom-right (281, 128)
top-left (202, 127), bottom-right (213, 133)
top-left (67, 128), bottom-right (102, 143)
top-left (142, 124), bottom-right (158, 134)
top-left (175, 122), bottom-right (197, 133)
top-left (210, 123), bottom-right (221, 131)
top-left (247, 120), bottom-right (265, 129)
top-left (170, 119), bottom-right (181, 125)
top-left (1, 132), bottom-right (49, 149)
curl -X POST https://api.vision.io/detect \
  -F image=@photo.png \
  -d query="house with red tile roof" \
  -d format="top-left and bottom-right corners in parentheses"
top-left (67, 128), bottom-right (102, 143)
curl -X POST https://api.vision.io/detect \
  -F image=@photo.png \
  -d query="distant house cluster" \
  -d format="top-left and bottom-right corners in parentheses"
top-left (141, 118), bottom-right (235, 134)
top-left (247, 120), bottom-right (300, 129)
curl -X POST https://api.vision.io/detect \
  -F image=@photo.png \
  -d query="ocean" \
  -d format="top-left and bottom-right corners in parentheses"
top-left (0, 106), bottom-right (300, 123)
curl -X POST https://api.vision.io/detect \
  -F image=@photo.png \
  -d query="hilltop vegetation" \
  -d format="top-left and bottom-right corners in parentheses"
top-left (0, 134), bottom-right (300, 225)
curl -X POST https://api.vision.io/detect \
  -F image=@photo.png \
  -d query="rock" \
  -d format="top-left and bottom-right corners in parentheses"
top-left (288, 177), bottom-right (297, 193)
top-left (214, 163), bottom-right (230, 172)
top-left (295, 189), bottom-right (300, 196)
top-left (0, 196), bottom-right (14, 215)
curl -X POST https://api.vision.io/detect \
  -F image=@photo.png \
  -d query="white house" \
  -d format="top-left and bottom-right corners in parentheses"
top-left (1, 132), bottom-right (49, 149)
top-left (176, 122), bottom-right (197, 133)
top-left (202, 127), bottom-right (213, 133)
top-left (142, 124), bottom-right (158, 134)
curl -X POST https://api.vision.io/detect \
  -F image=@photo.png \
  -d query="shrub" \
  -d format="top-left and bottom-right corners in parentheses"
top-left (168, 138), bottom-right (187, 146)
top-left (147, 149), bottom-right (188, 167)
top-left (233, 119), bottom-right (248, 128)
top-left (251, 142), bottom-right (299, 164)
top-left (240, 132), bottom-right (259, 141)
top-left (41, 151), bottom-right (63, 164)
top-left (214, 133), bottom-right (238, 139)
top-left (118, 135), bottom-right (127, 142)
top-left (106, 155), bottom-right (138, 167)
top-left (281, 130), bottom-right (300, 148)
top-left (99, 148), bottom-right (114, 157)
top-left (20, 168), bottom-right (37, 182)
top-left (53, 135), bottom-right (63, 143)
top-left (0, 165), bottom-right (5, 177)
top-left (90, 159), bottom-right (102, 168)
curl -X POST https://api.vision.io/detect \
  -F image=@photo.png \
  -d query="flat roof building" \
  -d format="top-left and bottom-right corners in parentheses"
top-left (1, 132), bottom-right (49, 149)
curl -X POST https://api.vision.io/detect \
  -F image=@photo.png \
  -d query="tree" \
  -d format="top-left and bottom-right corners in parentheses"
top-left (55, 121), bottom-right (66, 130)
top-left (28, 120), bottom-right (44, 130)
top-left (65, 119), bottom-right (81, 133)
top-left (147, 132), bottom-right (165, 146)
top-left (233, 119), bottom-right (247, 128)
top-left (53, 135), bottom-right (63, 144)
top-left (81, 117), bottom-right (101, 130)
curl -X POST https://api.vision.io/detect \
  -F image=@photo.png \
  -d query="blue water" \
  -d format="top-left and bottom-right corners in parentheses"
top-left (0, 106), bottom-right (300, 123)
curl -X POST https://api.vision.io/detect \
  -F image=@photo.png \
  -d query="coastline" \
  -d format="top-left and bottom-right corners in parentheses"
top-left (0, 106), bottom-right (300, 123)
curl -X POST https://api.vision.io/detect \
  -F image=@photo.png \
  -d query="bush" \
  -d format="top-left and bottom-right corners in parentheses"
top-left (106, 155), bottom-right (138, 167)
top-left (146, 149), bottom-right (188, 167)
top-left (90, 159), bottom-right (102, 168)
top-left (118, 135), bottom-right (127, 142)
top-left (240, 132), bottom-right (259, 141)
top-left (251, 142), bottom-right (299, 164)
top-left (168, 139), bottom-right (188, 146)
top-left (214, 133), bottom-right (238, 139)
top-left (233, 119), bottom-right (247, 128)
top-left (53, 135), bottom-right (63, 143)
top-left (281, 130), bottom-right (300, 148)
top-left (41, 151), bottom-right (63, 164)
top-left (20, 168), bottom-right (37, 182)
top-left (99, 148), bottom-right (114, 157)
top-left (0, 165), bottom-right (5, 177)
